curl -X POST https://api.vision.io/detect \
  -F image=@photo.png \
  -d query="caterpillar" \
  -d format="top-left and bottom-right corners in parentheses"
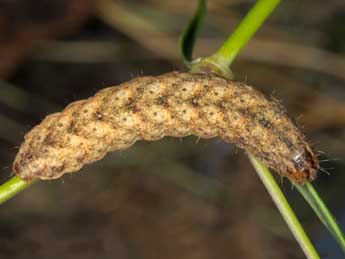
top-left (12, 71), bottom-right (318, 184)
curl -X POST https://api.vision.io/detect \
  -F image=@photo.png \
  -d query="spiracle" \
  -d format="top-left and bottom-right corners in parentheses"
top-left (12, 71), bottom-right (318, 184)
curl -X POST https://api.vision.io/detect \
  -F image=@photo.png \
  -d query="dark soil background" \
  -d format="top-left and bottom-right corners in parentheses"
top-left (0, 0), bottom-right (344, 258)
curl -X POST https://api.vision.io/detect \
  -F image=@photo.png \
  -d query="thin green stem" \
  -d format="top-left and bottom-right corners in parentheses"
top-left (0, 176), bottom-right (35, 204)
top-left (179, 0), bottom-right (206, 65)
top-left (209, 0), bottom-right (280, 68)
top-left (296, 183), bottom-right (345, 252)
top-left (249, 155), bottom-right (320, 259)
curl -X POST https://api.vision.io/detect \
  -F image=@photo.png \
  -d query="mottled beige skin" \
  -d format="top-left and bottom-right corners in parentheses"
top-left (13, 72), bottom-right (318, 184)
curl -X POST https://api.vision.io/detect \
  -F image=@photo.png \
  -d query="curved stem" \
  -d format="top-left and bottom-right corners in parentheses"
top-left (0, 176), bottom-right (35, 204)
top-left (179, 0), bottom-right (206, 65)
top-left (209, 0), bottom-right (280, 68)
top-left (249, 155), bottom-right (320, 259)
top-left (296, 182), bottom-right (345, 252)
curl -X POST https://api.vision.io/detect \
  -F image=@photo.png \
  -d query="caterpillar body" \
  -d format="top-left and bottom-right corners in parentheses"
top-left (13, 71), bottom-right (318, 184)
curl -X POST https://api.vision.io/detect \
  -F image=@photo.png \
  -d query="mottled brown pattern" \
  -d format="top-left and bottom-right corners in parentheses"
top-left (13, 71), bottom-right (318, 184)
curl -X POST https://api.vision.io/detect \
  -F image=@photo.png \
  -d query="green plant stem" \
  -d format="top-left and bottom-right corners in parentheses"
top-left (179, 0), bottom-right (206, 65)
top-left (0, 176), bottom-right (35, 204)
top-left (209, 0), bottom-right (280, 68)
top-left (249, 155), bottom-right (320, 259)
top-left (296, 182), bottom-right (345, 252)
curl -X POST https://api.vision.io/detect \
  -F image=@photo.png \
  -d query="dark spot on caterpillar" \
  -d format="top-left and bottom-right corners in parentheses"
top-left (56, 164), bottom-right (66, 173)
top-left (125, 102), bottom-right (137, 112)
top-left (191, 98), bottom-right (199, 107)
top-left (280, 136), bottom-right (294, 151)
top-left (44, 134), bottom-right (55, 146)
top-left (130, 105), bottom-right (140, 113)
top-left (51, 164), bottom-right (65, 174)
top-left (156, 96), bottom-right (168, 107)
top-left (171, 83), bottom-right (178, 88)
top-left (69, 126), bottom-right (80, 135)
top-left (67, 126), bottom-right (74, 134)
top-left (258, 118), bottom-right (271, 129)
top-left (77, 156), bottom-right (85, 163)
top-left (22, 152), bottom-right (33, 161)
top-left (95, 111), bottom-right (102, 120)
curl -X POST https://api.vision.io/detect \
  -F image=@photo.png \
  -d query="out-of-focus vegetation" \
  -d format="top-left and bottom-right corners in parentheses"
top-left (0, 0), bottom-right (344, 258)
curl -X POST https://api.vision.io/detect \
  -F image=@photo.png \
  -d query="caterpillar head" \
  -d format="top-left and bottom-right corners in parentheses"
top-left (288, 146), bottom-right (319, 184)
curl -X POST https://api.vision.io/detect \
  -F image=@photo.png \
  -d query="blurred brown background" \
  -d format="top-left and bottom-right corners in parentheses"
top-left (0, 0), bottom-right (344, 258)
